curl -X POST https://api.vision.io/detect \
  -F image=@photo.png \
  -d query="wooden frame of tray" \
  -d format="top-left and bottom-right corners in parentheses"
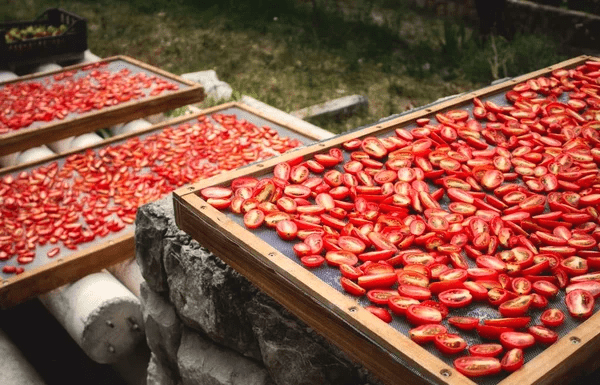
top-left (173, 55), bottom-right (600, 385)
top-left (0, 55), bottom-right (205, 156)
top-left (0, 101), bottom-right (330, 308)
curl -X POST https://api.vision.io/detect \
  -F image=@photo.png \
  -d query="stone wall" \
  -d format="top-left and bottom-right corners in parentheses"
top-left (136, 196), bottom-right (383, 385)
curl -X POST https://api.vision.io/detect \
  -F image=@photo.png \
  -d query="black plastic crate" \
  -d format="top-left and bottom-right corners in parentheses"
top-left (0, 8), bottom-right (87, 69)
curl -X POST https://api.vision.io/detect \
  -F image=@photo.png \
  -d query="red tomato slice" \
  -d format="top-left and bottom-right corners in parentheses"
top-left (434, 333), bottom-right (467, 355)
top-left (528, 325), bottom-right (558, 345)
top-left (454, 356), bottom-right (502, 378)
top-left (326, 250), bottom-right (358, 267)
top-left (358, 272), bottom-right (397, 289)
top-left (438, 288), bottom-right (473, 308)
top-left (340, 277), bottom-right (366, 296)
top-left (420, 300), bottom-right (449, 319)
top-left (339, 264), bottom-right (363, 280)
top-left (468, 343), bottom-right (503, 357)
top-left (477, 325), bottom-right (514, 340)
top-left (388, 295), bottom-right (420, 316)
top-left (367, 289), bottom-right (398, 305)
top-left (540, 308), bottom-right (565, 328)
top-left (200, 186), bottom-right (233, 200)
top-left (500, 331), bottom-right (536, 350)
top-left (365, 306), bottom-right (393, 323)
top-left (498, 295), bottom-right (532, 317)
top-left (409, 324), bottom-right (448, 344)
top-left (275, 220), bottom-right (298, 241)
top-left (565, 289), bottom-right (595, 319)
top-left (398, 284), bottom-right (432, 301)
top-left (406, 304), bottom-right (442, 325)
top-left (566, 281), bottom-right (600, 298)
top-left (501, 348), bottom-right (524, 372)
top-left (448, 316), bottom-right (479, 331)
top-left (300, 255), bottom-right (325, 268)
top-left (484, 317), bottom-right (530, 329)
top-left (243, 209), bottom-right (265, 229)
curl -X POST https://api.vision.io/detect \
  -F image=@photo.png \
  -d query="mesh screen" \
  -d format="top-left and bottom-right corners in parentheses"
top-left (0, 106), bottom-right (315, 280)
top-left (221, 84), bottom-right (600, 384)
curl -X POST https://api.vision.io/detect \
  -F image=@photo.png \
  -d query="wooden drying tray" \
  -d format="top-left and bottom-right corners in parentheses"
top-left (0, 55), bottom-right (204, 156)
top-left (0, 101), bottom-right (330, 308)
top-left (173, 55), bottom-right (600, 385)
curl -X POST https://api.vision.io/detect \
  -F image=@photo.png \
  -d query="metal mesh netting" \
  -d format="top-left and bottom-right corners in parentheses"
top-left (222, 84), bottom-right (600, 384)
top-left (0, 106), bottom-right (315, 280)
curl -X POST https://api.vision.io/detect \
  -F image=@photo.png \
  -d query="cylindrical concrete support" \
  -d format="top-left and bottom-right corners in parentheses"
top-left (0, 70), bottom-right (18, 82)
top-left (32, 63), bottom-right (62, 73)
top-left (69, 133), bottom-right (104, 150)
top-left (38, 271), bottom-right (145, 364)
top-left (110, 119), bottom-right (152, 137)
top-left (107, 258), bottom-right (145, 298)
top-left (0, 328), bottom-right (47, 385)
top-left (15, 145), bottom-right (55, 165)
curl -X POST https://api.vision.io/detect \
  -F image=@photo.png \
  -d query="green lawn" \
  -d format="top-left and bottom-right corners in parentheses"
top-left (2, 0), bottom-right (567, 133)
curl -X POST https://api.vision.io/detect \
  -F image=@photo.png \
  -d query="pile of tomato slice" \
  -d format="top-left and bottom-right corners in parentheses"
top-left (0, 114), bottom-right (302, 274)
top-left (203, 60), bottom-right (600, 378)
top-left (0, 61), bottom-right (179, 134)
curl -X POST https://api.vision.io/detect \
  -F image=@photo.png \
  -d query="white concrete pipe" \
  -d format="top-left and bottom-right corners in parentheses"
top-left (106, 258), bottom-right (145, 298)
top-left (110, 119), bottom-right (152, 137)
top-left (47, 136), bottom-right (75, 154)
top-left (0, 70), bottom-right (18, 82)
top-left (0, 152), bottom-right (20, 168)
top-left (15, 145), bottom-right (55, 165)
top-left (32, 63), bottom-right (62, 74)
top-left (0, 328), bottom-right (47, 385)
top-left (38, 271), bottom-right (145, 364)
top-left (69, 133), bottom-right (104, 150)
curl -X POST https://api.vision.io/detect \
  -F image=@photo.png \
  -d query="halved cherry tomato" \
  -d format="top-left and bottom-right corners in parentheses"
top-left (388, 295), bottom-right (420, 316)
top-left (438, 288), bottom-right (473, 308)
top-left (484, 317), bottom-right (530, 329)
top-left (468, 343), bottom-right (503, 357)
top-left (448, 316), bottom-right (479, 331)
top-left (406, 304), bottom-right (442, 325)
top-left (500, 331), bottom-right (536, 349)
top-left (409, 324), bottom-right (447, 344)
top-left (454, 356), bottom-right (501, 378)
top-left (540, 308), bottom-right (565, 328)
top-left (434, 333), bottom-right (467, 355)
top-left (300, 255), bottom-right (325, 268)
top-left (528, 325), bottom-right (558, 345)
top-left (499, 295), bottom-right (532, 317)
top-left (501, 348), bottom-right (524, 372)
top-left (243, 209), bottom-right (265, 229)
top-left (365, 306), bottom-right (393, 323)
top-left (340, 277), bottom-right (366, 296)
top-left (565, 289), bottom-right (595, 319)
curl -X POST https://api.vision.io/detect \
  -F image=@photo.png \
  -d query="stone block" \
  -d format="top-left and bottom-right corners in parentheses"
top-left (290, 95), bottom-right (368, 120)
top-left (177, 328), bottom-right (274, 385)
top-left (147, 353), bottom-right (181, 385)
top-left (165, 241), bottom-right (263, 360)
top-left (140, 282), bottom-right (182, 373)
top-left (246, 294), bottom-right (373, 385)
top-left (181, 70), bottom-right (233, 102)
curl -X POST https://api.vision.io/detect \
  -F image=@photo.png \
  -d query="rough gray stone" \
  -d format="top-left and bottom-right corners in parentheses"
top-left (147, 353), bottom-right (180, 385)
top-left (177, 328), bottom-right (274, 385)
top-left (166, 241), bottom-right (262, 360)
top-left (246, 295), bottom-right (370, 385)
top-left (136, 196), bottom-right (191, 293)
top-left (140, 282), bottom-right (182, 373)
top-left (181, 70), bottom-right (233, 102)
top-left (290, 95), bottom-right (368, 121)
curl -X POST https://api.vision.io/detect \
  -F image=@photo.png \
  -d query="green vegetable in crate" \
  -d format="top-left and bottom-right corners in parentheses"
top-left (5, 24), bottom-right (68, 43)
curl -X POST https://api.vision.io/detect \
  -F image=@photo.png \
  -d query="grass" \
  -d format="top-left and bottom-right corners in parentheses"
top-left (1, 0), bottom-right (569, 133)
